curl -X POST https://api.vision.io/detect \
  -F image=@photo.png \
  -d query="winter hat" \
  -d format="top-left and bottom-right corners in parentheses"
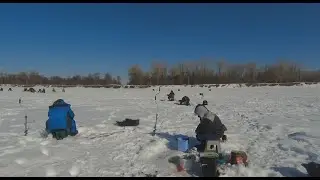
top-left (194, 105), bottom-right (209, 118)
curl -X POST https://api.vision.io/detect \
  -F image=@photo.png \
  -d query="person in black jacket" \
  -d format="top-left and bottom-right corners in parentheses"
top-left (167, 90), bottom-right (175, 101)
top-left (194, 104), bottom-right (227, 151)
top-left (179, 96), bottom-right (190, 106)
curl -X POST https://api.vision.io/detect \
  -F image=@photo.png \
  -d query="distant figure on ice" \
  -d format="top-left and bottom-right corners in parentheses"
top-left (52, 88), bottom-right (56, 92)
top-left (29, 88), bottom-right (36, 93)
top-left (178, 96), bottom-right (190, 106)
top-left (194, 103), bottom-right (227, 151)
top-left (202, 100), bottom-right (208, 106)
top-left (45, 99), bottom-right (78, 140)
top-left (167, 90), bottom-right (175, 101)
top-left (62, 88), bottom-right (65, 92)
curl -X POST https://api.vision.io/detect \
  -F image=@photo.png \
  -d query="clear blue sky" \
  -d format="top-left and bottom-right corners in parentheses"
top-left (0, 3), bottom-right (319, 82)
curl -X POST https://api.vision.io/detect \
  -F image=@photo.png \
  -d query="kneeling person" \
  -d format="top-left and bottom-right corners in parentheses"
top-left (194, 104), bottom-right (227, 151)
top-left (179, 96), bottom-right (190, 106)
top-left (45, 99), bottom-right (78, 140)
top-left (167, 90), bottom-right (175, 101)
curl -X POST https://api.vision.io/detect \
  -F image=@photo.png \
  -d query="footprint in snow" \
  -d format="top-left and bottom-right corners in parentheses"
top-left (96, 124), bottom-right (106, 128)
top-left (40, 140), bottom-right (50, 146)
top-left (15, 158), bottom-right (27, 165)
top-left (41, 147), bottom-right (49, 156)
top-left (45, 167), bottom-right (57, 177)
top-left (69, 165), bottom-right (80, 176)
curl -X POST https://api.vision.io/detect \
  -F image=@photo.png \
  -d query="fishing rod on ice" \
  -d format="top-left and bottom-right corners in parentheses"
top-left (19, 97), bottom-right (29, 136)
top-left (151, 86), bottom-right (161, 136)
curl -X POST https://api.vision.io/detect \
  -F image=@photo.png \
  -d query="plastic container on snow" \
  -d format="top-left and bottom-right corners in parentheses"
top-left (176, 135), bottom-right (189, 152)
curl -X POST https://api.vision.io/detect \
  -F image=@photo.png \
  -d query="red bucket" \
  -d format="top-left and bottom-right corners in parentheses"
top-left (229, 151), bottom-right (248, 166)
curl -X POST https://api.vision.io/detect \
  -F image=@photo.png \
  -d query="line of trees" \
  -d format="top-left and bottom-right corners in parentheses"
top-left (0, 72), bottom-right (121, 85)
top-left (128, 60), bottom-right (320, 85)
top-left (1, 60), bottom-right (319, 86)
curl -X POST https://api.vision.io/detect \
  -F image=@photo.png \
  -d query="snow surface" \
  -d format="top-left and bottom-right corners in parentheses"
top-left (0, 85), bottom-right (319, 177)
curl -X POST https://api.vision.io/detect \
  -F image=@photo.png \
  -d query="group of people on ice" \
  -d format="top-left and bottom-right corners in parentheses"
top-left (43, 90), bottom-right (318, 177)
top-left (167, 90), bottom-right (190, 106)
top-left (45, 90), bottom-right (227, 144)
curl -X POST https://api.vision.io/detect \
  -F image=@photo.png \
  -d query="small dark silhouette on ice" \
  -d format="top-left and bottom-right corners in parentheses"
top-left (178, 96), bottom-right (190, 106)
top-left (115, 118), bottom-right (140, 127)
top-left (202, 100), bottom-right (208, 106)
top-left (25, 88), bottom-right (36, 93)
top-left (29, 88), bottom-right (36, 93)
top-left (167, 90), bottom-right (175, 101)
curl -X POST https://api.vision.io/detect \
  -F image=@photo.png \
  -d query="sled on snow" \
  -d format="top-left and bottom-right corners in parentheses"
top-left (115, 118), bottom-right (140, 127)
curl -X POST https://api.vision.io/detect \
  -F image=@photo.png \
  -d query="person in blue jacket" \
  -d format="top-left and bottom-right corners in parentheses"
top-left (45, 99), bottom-right (78, 140)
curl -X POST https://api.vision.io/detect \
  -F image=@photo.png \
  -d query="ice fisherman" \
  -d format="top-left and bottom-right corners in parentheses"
top-left (167, 90), bottom-right (175, 101)
top-left (179, 96), bottom-right (190, 106)
top-left (194, 102), bottom-right (227, 150)
top-left (45, 99), bottom-right (78, 140)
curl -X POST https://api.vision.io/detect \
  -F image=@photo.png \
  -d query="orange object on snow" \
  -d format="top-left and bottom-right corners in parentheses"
top-left (177, 163), bottom-right (184, 172)
top-left (229, 150), bottom-right (248, 166)
top-left (177, 159), bottom-right (185, 172)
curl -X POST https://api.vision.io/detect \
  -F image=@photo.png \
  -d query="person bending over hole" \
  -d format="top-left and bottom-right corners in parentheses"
top-left (194, 104), bottom-right (227, 151)
top-left (45, 99), bottom-right (78, 140)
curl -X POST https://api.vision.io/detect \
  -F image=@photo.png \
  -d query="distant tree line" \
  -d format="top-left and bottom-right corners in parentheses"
top-left (0, 72), bottom-right (121, 85)
top-left (127, 60), bottom-right (320, 85)
top-left (1, 60), bottom-right (319, 86)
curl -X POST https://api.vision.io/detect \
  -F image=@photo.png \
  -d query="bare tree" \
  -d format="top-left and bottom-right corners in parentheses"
top-left (128, 64), bottom-right (144, 85)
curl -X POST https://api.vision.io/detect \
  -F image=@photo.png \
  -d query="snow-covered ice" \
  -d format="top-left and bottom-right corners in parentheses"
top-left (0, 84), bottom-right (319, 177)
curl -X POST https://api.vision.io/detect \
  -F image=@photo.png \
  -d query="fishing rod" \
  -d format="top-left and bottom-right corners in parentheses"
top-left (152, 86), bottom-right (161, 136)
top-left (19, 97), bottom-right (28, 136)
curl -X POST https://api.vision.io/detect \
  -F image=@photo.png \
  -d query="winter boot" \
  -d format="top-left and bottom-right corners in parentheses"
top-left (222, 135), bottom-right (227, 142)
top-left (52, 130), bottom-right (68, 140)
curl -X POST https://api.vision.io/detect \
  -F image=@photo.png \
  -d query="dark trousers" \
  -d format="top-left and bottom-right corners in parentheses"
top-left (200, 157), bottom-right (219, 177)
top-left (52, 129), bottom-right (68, 140)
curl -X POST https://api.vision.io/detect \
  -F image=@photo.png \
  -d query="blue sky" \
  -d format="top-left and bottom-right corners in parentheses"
top-left (0, 3), bottom-right (319, 82)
